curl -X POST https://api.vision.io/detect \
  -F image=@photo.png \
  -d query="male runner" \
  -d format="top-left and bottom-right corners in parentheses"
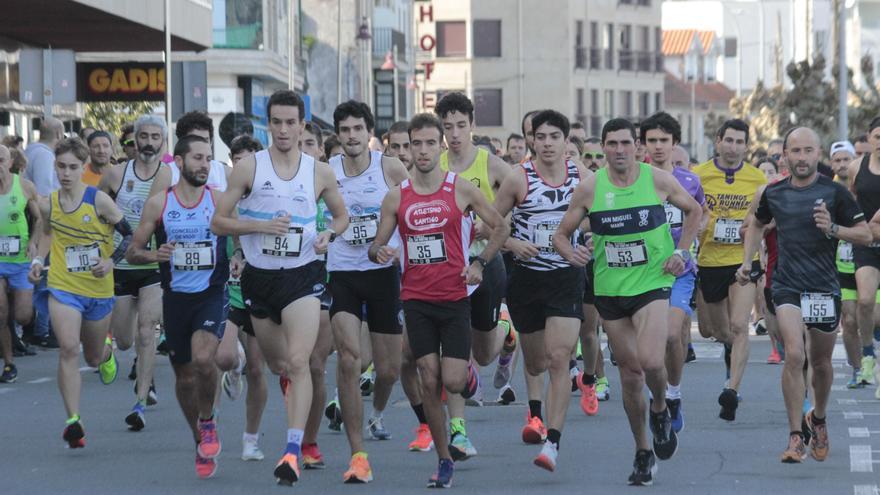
top-left (493, 110), bottom-right (590, 471)
top-left (642, 112), bottom-right (708, 432)
top-left (327, 100), bottom-right (408, 482)
top-left (386, 121), bottom-right (412, 169)
top-left (436, 92), bottom-right (514, 459)
top-left (29, 137), bottom-right (127, 448)
top-left (555, 118), bottom-right (701, 485)
top-left (846, 118), bottom-right (880, 393)
top-left (120, 124), bottom-right (137, 162)
top-left (368, 113), bottom-right (509, 488)
top-left (830, 141), bottom-right (855, 183)
top-left (99, 115), bottom-right (167, 428)
top-left (211, 89), bottom-right (348, 485)
top-left (694, 119), bottom-right (767, 421)
top-left (83, 131), bottom-right (114, 187)
top-left (0, 145), bottom-right (41, 383)
top-left (738, 127), bottom-right (872, 462)
top-left (506, 133), bottom-right (527, 165)
top-left (127, 135), bottom-right (230, 478)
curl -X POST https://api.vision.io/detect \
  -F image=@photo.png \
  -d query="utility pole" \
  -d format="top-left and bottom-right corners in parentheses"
top-left (838, 0), bottom-right (848, 139)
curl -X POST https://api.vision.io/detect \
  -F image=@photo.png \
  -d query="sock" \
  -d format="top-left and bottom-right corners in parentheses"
top-left (243, 432), bottom-right (259, 443)
top-left (411, 403), bottom-right (428, 425)
top-left (811, 414), bottom-right (826, 425)
top-left (286, 428), bottom-right (304, 456)
top-left (198, 414), bottom-right (213, 423)
top-left (136, 399), bottom-right (147, 409)
top-left (791, 430), bottom-right (804, 441)
top-left (498, 353), bottom-right (513, 367)
top-left (449, 417), bottom-right (466, 436)
top-left (862, 345), bottom-right (875, 358)
top-left (371, 407), bottom-right (383, 420)
top-left (66, 414), bottom-right (80, 425)
top-left (528, 400), bottom-right (542, 420)
top-left (547, 428), bottom-right (561, 448)
top-left (581, 373), bottom-right (596, 386)
top-left (666, 384), bottom-right (681, 400)
top-left (687, 343), bottom-right (694, 350)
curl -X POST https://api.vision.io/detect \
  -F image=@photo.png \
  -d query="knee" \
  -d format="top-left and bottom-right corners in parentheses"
top-left (524, 358), bottom-right (546, 377)
top-left (115, 334), bottom-right (133, 351)
top-left (619, 362), bottom-right (644, 383)
top-left (308, 354), bottom-right (326, 377)
top-left (177, 370), bottom-right (197, 389)
top-left (548, 348), bottom-right (572, 370)
top-left (83, 350), bottom-right (104, 368)
top-left (336, 349), bottom-right (359, 373)
top-left (214, 352), bottom-right (237, 372)
top-left (472, 347), bottom-right (493, 367)
top-left (59, 342), bottom-right (80, 361)
top-left (135, 328), bottom-right (155, 349)
top-left (443, 373), bottom-right (466, 394)
top-left (784, 348), bottom-right (805, 369)
top-left (288, 355), bottom-right (310, 376)
top-left (14, 309), bottom-right (33, 327)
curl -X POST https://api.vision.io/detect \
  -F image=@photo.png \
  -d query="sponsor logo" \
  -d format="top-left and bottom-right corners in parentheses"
top-left (168, 210), bottom-right (181, 220)
top-left (126, 180), bottom-right (134, 192)
top-left (81, 214), bottom-right (92, 224)
top-left (638, 209), bottom-right (649, 227)
top-left (604, 192), bottom-right (615, 208)
top-left (404, 200), bottom-right (451, 231)
top-left (261, 180), bottom-right (274, 190)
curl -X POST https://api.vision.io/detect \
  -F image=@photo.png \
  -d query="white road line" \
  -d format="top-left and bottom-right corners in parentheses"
top-left (853, 485), bottom-right (879, 495)
top-left (78, 366), bottom-right (94, 372)
top-left (850, 445), bottom-right (874, 472)
top-left (832, 384), bottom-right (848, 391)
top-left (846, 412), bottom-right (865, 420)
top-left (26, 377), bottom-right (52, 384)
top-left (849, 427), bottom-right (871, 438)
top-left (839, 398), bottom-right (859, 405)
top-left (836, 373), bottom-right (850, 379)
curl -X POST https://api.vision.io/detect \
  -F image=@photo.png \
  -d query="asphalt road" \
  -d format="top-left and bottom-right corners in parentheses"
top-left (1, 330), bottom-right (879, 494)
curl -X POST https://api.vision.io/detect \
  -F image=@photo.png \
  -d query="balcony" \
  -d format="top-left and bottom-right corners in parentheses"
top-left (619, 49), bottom-right (634, 71)
top-left (575, 46), bottom-right (587, 69)
top-left (636, 51), bottom-right (653, 72)
top-left (373, 27), bottom-right (407, 63)
top-left (604, 48), bottom-right (614, 69)
top-left (590, 47), bottom-right (601, 69)
top-left (655, 53), bottom-right (664, 73)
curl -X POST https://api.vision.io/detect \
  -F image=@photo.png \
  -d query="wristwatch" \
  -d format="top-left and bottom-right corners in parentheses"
top-left (327, 228), bottom-right (338, 243)
top-left (471, 256), bottom-right (489, 269)
top-left (673, 249), bottom-right (691, 263)
top-left (830, 223), bottom-right (839, 236)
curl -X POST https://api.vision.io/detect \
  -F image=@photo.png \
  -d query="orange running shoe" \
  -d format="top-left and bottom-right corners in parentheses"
top-left (408, 424), bottom-right (434, 452)
top-left (343, 452), bottom-right (373, 483)
top-left (195, 452), bottom-right (217, 479)
top-left (302, 443), bottom-right (325, 469)
top-left (521, 413), bottom-right (547, 444)
top-left (577, 372), bottom-right (599, 416)
top-left (767, 347), bottom-right (782, 365)
top-left (274, 453), bottom-right (301, 485)
top-left (780, 434), bottom-right (807, 463)
top-left (805, 411), bottom-right (829, 461)
top-left (197, 418), bottom-right (221, 459)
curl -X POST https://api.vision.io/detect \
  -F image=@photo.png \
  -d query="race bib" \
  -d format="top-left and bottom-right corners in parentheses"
top-left (605, 240), bottom-right (648, 268)
top-left (406, 233), bottom-right (447, 265)
top-left (0, 235), bottom-right (21, 256)
top-left (838, 242), bottom-right (854, 264)
top-left (533, 222), bottom-right (559, 253)
top-left (713, 218), bottom-right (743, 244)
top-left (262, 227), bottom-right (303, 257)
top-left (64, 243), bottom-right (100, 273)
top-left (342, 214), bottom-right (378, 245)
top-left (172, 241), bottom-right (215, 271)
top-left (664, 202), bottom-right (683, 228)
top-left (801, 293), bottom-right (836, 324)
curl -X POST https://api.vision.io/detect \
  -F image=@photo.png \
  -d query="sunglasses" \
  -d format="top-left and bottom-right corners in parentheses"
top-left (583, 152), bottom-right (605, 160)
top-left (122, 139), bottom-right (135, 147)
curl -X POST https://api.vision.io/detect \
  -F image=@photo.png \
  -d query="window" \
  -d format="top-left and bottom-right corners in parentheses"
top-left (604, 89), bottom-right (615, 117)
top-left (604, 23), bottom-right (615, 69)
top-left (638, 92), bottom-right (650, 117)
top-left (576, 20), bottom-right (584, 47)
top-left (655, 93), bottom-right (662, 113)
top-left (590, 22), bottom-right (599, 47)
top-left (473, 20), bottom-right (501, 57)
top-left (577, 88), bottom-right (585, 116)
top-left (474, 89), bottom-right (503, 126)
top-left (591, 89), bottom-right (599, 115)
top-left (639, 26), bottom-right (649, 51)
top-left (437, 21), bottom-right (466, 57)
top-left (213, 0), bottom-right (263, 49)
top-left (621, 90), bottom-right (632, 118)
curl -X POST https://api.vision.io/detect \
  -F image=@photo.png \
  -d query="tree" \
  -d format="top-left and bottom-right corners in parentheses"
top-left (83, 101), bottom-right (157, 142)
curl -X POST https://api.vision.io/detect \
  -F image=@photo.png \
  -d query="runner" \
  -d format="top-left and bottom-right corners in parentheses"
top-left (694, 119), bottom-right (767, 421)
top-left (641, 112), bottom-right (708, 433)
top-left (82, 131), bottom-right (114, 187)
top-left (436, 92), bottom-right (514, 460)
top-left (493, 109), bottom-right (591, 471)
top-left (98, 114), bottom-right (167, 428)
top-left (211, 89), bottom-right (349, 485)
top-left (737, 126), bottom-right (872, 462)
top-left (0, 145), bottom-right (41, 383)
top-left (29, 137), bottom-right (126, 449)
top-left (126, 135), bottom-right (231, 478)
top-left (326, 100), bottom-right (408, 483)
top-left (554, 117), bottom-right (701, 485)
top-left (385, 121), bottom-right (412, 169)
top-left (368, 112), bottom-right (509, 488)
top-left (846, 118), bottom-right (880, 394)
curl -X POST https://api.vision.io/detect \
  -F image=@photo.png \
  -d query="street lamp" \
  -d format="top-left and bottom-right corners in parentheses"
top-left (381, 47), bottom-right (399, 121)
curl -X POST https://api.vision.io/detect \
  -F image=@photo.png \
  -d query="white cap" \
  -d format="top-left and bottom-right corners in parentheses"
top-left (830, 140), bottom-right (855, 157)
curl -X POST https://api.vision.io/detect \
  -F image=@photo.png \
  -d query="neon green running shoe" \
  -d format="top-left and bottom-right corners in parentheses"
top-left (596, 376), bottom-right (610, 401)
top-left (99, 352), bottom-right (118, 385)
top-left (859, 356), bottom-right (876, 385)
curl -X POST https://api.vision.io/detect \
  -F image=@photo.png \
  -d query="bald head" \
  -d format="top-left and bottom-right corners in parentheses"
top-left (784, 127), bottom-right (822, 179)
top-left (39, 117), bottom-right (65, 146)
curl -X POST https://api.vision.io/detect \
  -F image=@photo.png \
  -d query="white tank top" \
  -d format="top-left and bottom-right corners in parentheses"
top-left (170, 159), bottom-right (228, 192)
top-left (113, 160), bottom-right (163, 270)
top-left (327, 151), bottom-right (395, 272)
top-left (238, 150), bottom-right (319, 269)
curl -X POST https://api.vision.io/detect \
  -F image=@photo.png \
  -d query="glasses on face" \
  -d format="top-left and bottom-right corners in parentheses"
top-left (122, 139), bottom-right (134, 147)
top-left (583, 152), bottom-right (605, 160)
top-left (770, 153), bottom-right (781, 161)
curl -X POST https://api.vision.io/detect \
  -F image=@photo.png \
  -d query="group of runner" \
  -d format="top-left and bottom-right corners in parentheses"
top-left (2, 88), bottom-right (880, 488)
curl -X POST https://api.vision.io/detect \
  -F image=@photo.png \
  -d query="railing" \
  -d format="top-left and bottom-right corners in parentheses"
top-left (655, 53), bottom-right (664, 72)
top-left (575, 46), bottom-right (587, 69)
top-left (590, 47), bottom-right (602, 69)
top-left (619, 49), bottom-right (634, 71)
top-left (636, 51), bottom-right (653, 72)
top-left (604, 48), bottom-right (614, 69)
top-left (372, 27), bottom-right (407, 63)
top-left (213, 23), bottom-right (263, 49)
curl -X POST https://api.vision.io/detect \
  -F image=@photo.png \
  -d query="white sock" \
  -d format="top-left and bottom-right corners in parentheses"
top-left (243, 432), bottom-right (259, 443)
top-left (666, 384), bottom-right (681, 400)
top-left (371, 408), bottom-right (383, 420)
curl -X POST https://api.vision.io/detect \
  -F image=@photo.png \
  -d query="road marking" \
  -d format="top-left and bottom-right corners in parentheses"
top-left (836, 373), bottom-right (850, 379)
top-left (0, 387), bottom-right (14, 394)
top-left (850, 427), bottom-right (871, 438)
top-left (26, 377), bottom-right (52, 384)
top-left (79, 366), bottom-right (93, 372)
top-left (853, 485), bottom-right (879, 495)
top-left (832, 384), bottom-right (847, 391)
top-left (845, 412), bottom-right (865, 420)
top-left (839, 398), bottom-right (859, 405)
top-left (833, 343), bottom-right (848, 360)
top-left (850, 445), bottom-right (873, 472)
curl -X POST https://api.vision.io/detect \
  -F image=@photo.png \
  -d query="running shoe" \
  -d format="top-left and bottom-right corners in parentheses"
top-left (754, 318), bottom-right (767, 335)
top-left (63, 421), bottom-right (85, 449)
top-left (493, 358), bottom-right (512, 390)
top-left (804, 411), bottom-right (828, 461)
top-left (497, 384), bottom-right (516, 405)
top-left (156, 332), bottom-right (169, 355)
top-left (98, 352), bottom-right (118, 385)
top-left (780, 433), bottom-right (807, 463)
top-left (767, 346), bottom-right (782, 364)
top-left (449, 432), bottom-right (477, 461)
top-left (847, 368), bottom-right (864, 389)
top-left (367, 415), bottom-right (392, 440)
top-left (859, 356), bottom-right (876, 385)
top-left (685, 345), bottom-right (696, 363)
top-left (650, 407), bottom-right (678, 460)
top-left (302, 443), bottom-right (325, 469)
top-left (0, 364), bottom-right (17, 383)
top-left (533, 440), bottom-right (558, 472)
top-left (576, 372), bottom-right (599, 416)
top-left (521, 413), bottom-right (547, 444)
top-left (146, 381), bottom-right (158, 406)
top-left (324, 399), bottom-right (342, 432)
top-left (409, 424), bottom-right (434, 452)
top-left (274, 453), bottom-right (300, 486)
top-left (125, 403), bottom-right (146, 431)
top-left (222, 370), bottom-right (243, 401)
top-left (242, 435), bottom-right (264, 461)
top-left (596, 377), bottom-right (610, 401)
top-left (461, 362), bottom-right (479, 400)
top-left (343, 453), bottom-right (373, 483)
top-left (197, 418), bottom-right (221, 459)
top-left (875, 366), bottom-right (880, 400)
top-left (128, 357), bottom-right (137, 381)
top-left (195, 452), bottom-right (217, 479)
top-left (666, 398), bottom-right (684, 433)
top-left (718, 388), bottom-right (738, 421)
top-left (360, 367), bottom-right (375, 397)
top-left (628, 449), bottom-right (656, 486)
top-left (427, 459), bottom-right (454, 488)
top-left (569, 363), bottom-right (580, 392)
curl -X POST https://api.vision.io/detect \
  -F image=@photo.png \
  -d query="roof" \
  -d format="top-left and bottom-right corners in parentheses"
top-left (663, 72), bottom-right (734, 108)
top-left (662, 29), bottom-right (715, 56)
